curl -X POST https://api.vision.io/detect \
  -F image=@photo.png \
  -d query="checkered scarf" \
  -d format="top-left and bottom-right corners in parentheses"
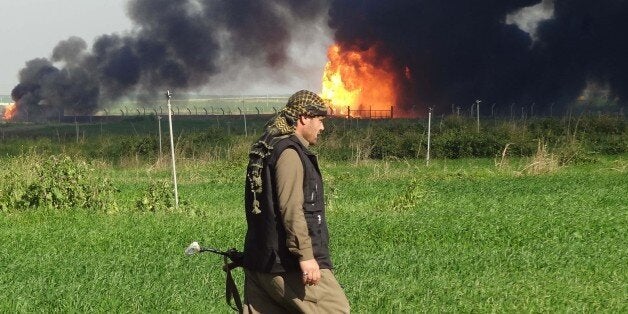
top-left (246, 90), bottom-right (328, 214)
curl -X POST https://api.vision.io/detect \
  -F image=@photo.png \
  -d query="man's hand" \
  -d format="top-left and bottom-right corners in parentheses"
top-left (299, 259), bottom-right (320, 286)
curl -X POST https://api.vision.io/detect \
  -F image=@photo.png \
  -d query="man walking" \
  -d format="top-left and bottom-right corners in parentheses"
top-left (242, 90), bottom-right (350, 313)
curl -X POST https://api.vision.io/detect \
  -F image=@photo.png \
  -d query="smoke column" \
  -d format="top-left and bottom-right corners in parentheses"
top-left (327, 0), bottom-right (628, 114)
top-left (10, 0), bottom-right (329, 120)
top-left (12, 0), bottom-right (628, 119)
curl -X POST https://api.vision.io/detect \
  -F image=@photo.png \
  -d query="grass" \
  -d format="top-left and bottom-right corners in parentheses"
top-left (0, 154), bottom-right (626, 312)
top-left (329, 159), bottom-right (627, 312)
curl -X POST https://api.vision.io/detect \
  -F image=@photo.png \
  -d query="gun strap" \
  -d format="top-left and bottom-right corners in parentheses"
top-left (223, 256), bottom-right (243, 313)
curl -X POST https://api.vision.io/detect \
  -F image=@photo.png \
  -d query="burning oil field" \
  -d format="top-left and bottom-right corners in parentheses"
top-left (8, 0), bottom-right (628, 121)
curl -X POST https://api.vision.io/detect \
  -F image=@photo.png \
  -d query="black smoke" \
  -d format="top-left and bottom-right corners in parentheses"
top-left (327, 0), bottom-right (628, 115)
top-left (12, 0), bottom-right (628, 120)
top-left (10, 0), bottom-right (329, 120)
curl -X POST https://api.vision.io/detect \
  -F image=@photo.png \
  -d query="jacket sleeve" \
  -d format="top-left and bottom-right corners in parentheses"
top-left (274, 148), bottom-right (314, 261)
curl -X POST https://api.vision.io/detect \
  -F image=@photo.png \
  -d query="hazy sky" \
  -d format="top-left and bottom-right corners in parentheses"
top-left (0, 0), bottom-right (133, 95)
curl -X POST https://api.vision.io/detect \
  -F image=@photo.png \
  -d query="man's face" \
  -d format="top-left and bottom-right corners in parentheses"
top-left (299, 116), bottom-right (325, 145)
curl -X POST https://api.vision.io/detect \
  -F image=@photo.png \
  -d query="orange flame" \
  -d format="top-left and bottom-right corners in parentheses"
top-left (3, 103), bottom-right (17, 120)
top-left (321, 44), bottom-right (399, 118)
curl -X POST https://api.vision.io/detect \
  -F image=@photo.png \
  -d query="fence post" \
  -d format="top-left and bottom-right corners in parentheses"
top-left (158, 116), bottom-right (163, 161)
top-left (165, 90), bottom-right (179, 209)
top-left (240, 107), bottom-right (248, 136)
top-left (427, 107), bottom-right (432, 166)
top-left (510, 103), bottom-right (515, 121)
top-left (475, 100), bottom-right (481, 133)
top-left (550, 102), bottom-right (554, 117)
top-left (531, 102), bottom-right (535, 117)
top-left (75, 120), bottom-right (79, 144)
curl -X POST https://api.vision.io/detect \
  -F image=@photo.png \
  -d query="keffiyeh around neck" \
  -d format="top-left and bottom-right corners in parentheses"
top-left (246, 90), bottom-right (328, 214)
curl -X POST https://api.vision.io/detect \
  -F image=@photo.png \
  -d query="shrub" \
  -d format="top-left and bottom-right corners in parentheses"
top-left (136, 181), bottom-right (174, 212)
top-left (431, 130), bottom-right (502, 159)
top-left (135, 180), bottom-right (189, 213)
top-left (371, 128), bottom-right (403, 159)
top-left (0, 154), bottom-right (118, 212)
top-left (94, 135), bottom-right (159, 162)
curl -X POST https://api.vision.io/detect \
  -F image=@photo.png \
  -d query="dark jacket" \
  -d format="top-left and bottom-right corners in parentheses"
top-left (243, 135), bottom-right (332, 273)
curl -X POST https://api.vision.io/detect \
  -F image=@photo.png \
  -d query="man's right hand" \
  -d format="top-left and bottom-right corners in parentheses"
top-left (299, 259), bottom-right (321, 286)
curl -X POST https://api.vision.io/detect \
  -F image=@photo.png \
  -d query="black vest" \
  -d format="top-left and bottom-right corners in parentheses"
top-left (243, 135), bottom-right (332, 273)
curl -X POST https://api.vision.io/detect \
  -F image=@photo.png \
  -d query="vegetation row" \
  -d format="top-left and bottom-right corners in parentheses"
top-left (0, 114), bottom-right (625, 164)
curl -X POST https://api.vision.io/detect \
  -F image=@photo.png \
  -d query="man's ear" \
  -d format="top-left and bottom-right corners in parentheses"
top-left (297, 115), bottom-right (308, 125)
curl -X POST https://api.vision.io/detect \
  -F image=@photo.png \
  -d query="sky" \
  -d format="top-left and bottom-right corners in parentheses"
top-left (0, 0), bottom-right (554, 97)
top-left (0, 0), bottom-right (332, 98)
top-left (0, 0), bottom-right (134, 96)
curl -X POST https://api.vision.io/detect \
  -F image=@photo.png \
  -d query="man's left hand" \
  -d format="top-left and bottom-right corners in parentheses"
top-left (299, 259), bottom-right (320, 285)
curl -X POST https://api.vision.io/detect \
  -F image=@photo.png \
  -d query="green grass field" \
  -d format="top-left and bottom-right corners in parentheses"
top-left (1, 155), bottom-right (626, 312)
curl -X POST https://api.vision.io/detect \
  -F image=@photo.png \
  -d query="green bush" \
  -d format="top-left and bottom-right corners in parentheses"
top-left (135, 180), bottom-right (178, 213)
top-left (0, 154), bottom-right (118, 212)
top-left (371, 128), bottom-right (403, 159)
top-left (177, 127), bottom-right (234, 158)
top-left (431, 131), bottom-right (502, 159)
top-left (93, 135), bottom-right (159, 162)
top-left (135, 180), bottom-right (192, 213)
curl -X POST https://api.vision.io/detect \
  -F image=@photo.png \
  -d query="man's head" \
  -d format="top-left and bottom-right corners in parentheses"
top-left (264, 90), bottom-right (328, 143)
top-left (285, 90), bottom-right (327, 145)
top-left (283, 90), bottom-right (328, 119)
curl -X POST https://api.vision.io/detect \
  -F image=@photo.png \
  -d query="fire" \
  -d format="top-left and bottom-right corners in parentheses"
top-left (321, 44), bottom-right (399, 117)
top-left (3, 103), bottom-right (17, 120)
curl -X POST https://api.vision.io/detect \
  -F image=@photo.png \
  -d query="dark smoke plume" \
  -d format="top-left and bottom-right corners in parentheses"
top-left (328, 0), bottom-right (628, 115)
top-left (11, 0), bottom-right (328, 121)
top-left (12, 0), bottom-right (628, 120)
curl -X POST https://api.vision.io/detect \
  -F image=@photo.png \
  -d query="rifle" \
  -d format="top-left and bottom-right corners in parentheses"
top-left (185, 242), bottom-right (244, 313)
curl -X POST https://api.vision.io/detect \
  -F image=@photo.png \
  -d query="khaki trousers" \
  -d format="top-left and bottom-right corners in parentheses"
top-left (243, 268), bottom-right (350, 313)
